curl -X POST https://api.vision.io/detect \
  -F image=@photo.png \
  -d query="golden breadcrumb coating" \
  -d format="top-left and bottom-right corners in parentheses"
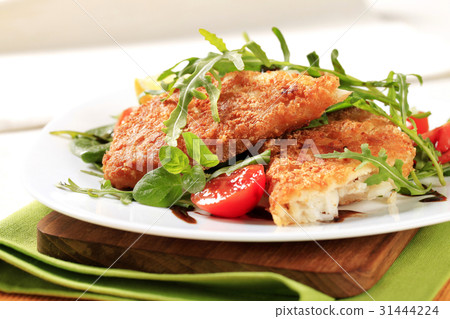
top-left (103, 70), bottom-right (346, 189)
top-left (263, 107), bottom-right (416, 226)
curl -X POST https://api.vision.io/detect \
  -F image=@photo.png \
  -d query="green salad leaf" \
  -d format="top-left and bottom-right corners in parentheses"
top-left (80, 142), bottom-right (111, 164)
top-left (316, 144), bottom-right (431, 196)
top-left (161, 51), bottom-right (244, 146)
top-left (272, 27), bottom-right (290, 63)
top-left (330, 49), bottom-right (346, 75)
top-left (208, 150), bottom-right (271, 180)
top-left (182, 165), bottom-right (206, 193)
top-left (133, 167), bottom-right (184, 207)
top-left (57, 179), bottom-right (133, 205)
top-left (52, 124), bottom-right (114, 164)
top-left (199, 29), bottom-right (228, 52)
top-left (182, 132), bottom-right (219, 167)
top-left (159, 145), bottom-right (191, 174)
top-left (302, 113), bottom-right (329, 129)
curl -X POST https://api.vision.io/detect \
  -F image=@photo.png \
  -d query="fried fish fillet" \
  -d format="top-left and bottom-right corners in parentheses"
top-left (263, 107), bottom-right (415, 226)
top-left (104, 70), bottom-right (348, 189)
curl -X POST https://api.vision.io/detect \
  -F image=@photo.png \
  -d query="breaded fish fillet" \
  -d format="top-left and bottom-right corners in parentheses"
top-left (263, 107), bottom-right (415, 226)
top-left (104, 70), bottom-right (348, 189)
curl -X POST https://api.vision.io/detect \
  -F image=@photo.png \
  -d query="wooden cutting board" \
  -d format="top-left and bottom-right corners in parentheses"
top-left (37, 211), bottom-right (418, 298)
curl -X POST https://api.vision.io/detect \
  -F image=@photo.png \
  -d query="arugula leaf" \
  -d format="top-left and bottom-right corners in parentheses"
top-left (343, 91), bottom-right (445, 185)
top-left (133, 167), bottom-right (183, 207)
top-left (316, 144), bottom-right (430, 195)
top-left (272, 27), bottom-right (290, 62)
top-left (199, 29), bottom-right (228, 52)
top-left (182, 165), bottom-right (206, 193)
top-left (182, 132), bottom-right (219, 167)
top-left (57, 179), bottom-right (133, 205)
top-left (80, 170), bottom-right (104, 178)
top-left (395, 73), bottom-right (412, 124)
top-left (242, 34), bottom-right (271, 68)
top-left (410, 111), bottom-right (431, 119)
top-left (331, 49), bottom-right (346, 75)
top-left (302, 113), bottom-right (329, 129)
top-left (92, 163), bottom-right (104, 172)
top-left (306, 51), bottom-right (321, 77)
top-left (162, 50), bottom-right (244, 146)
top-left (159, 145), bottom-right (191, 174)
top-left (208, 150), bottom-right (271, 180)
top-left (157, 58), bottom-right (199, 82)
top-left (415, 163), bottom-right (450, 179)
top-left (203, 74), bottom-right (221, 121)
top-left (306, 51), bottom-right (320, 67)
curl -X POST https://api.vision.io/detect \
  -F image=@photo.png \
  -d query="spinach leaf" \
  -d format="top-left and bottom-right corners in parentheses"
top-left (70, 138), bottom-right (99, 157)
top-left (182, 132), bottom-right (219, 167)
top-left (182, 165), bottom-right (206, 193)
top-left (51, 123), bottom-right (114, 143)
top-left (158, 145), bottom-right (191, 174)
top-left (80, 142), bottom-right (111, 164)
top-left (85, 123), bottom-right (115, 141)
top-left (133, 167), bottom-right (184, 207)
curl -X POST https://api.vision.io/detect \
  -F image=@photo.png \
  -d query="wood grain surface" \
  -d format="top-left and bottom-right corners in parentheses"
top-left (36, 211), bottom-right (419, 298)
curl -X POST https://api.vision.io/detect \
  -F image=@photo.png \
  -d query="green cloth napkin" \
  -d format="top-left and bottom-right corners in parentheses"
top-left (0, 201), bottom-right (448, 301)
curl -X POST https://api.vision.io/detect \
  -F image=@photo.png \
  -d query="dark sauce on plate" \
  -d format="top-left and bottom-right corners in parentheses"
top-left (419, 189), bottom-right (447, 202)
top-left (333, 210), bottom-right (364, 223)
top-left (246, 206), bottom-right (273, 221)
top-left (401, 188), bottom-right (447, 203)
top-left (171, 206), bottom-right (197, 224)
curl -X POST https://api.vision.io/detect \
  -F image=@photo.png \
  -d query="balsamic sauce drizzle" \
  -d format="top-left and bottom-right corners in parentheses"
top-left (246, 206), bottom-right (273, 221)
top-left (333, 210), bottom-right (364, 223)
top-left (418, 189), bottom-right (447, 202)
top-left (170, 206), bottom-right (197, 224)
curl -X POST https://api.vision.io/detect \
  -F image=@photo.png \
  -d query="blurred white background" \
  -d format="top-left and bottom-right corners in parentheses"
top-left (1, 0), bottom-right (450, 217)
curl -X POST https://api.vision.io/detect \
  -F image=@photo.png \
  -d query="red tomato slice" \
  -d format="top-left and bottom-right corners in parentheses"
top-left (422, 126), bottom-right (441, 144)
top-left (439, 150), bottom-right (450, 164)
top-left (420, 122), bottom-right (450, 163)
top-left (436, 122), bottom-right (450, 154)
top-left (407, 113), bottom-right (429, 134)
top-left (116, 107), bottom-right (136, 128)
top-left (191, 164), bottom-right (266, 218)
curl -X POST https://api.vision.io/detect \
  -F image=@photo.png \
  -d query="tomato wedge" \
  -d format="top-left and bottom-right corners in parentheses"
top-left (422, 122), bottom-right (450, 164)
top-left (407, 113), bottom-right (429, 134)
top-left (436, 122), bottom-right (450, 154)
top-left (191, 164), bottom-right (266, 218)
top-left (116, 107), bottom-right (136, 128)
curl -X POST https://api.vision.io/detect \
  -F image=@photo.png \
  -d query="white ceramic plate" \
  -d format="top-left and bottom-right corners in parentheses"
top-left (24, 91), bottom-right (450, 242)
